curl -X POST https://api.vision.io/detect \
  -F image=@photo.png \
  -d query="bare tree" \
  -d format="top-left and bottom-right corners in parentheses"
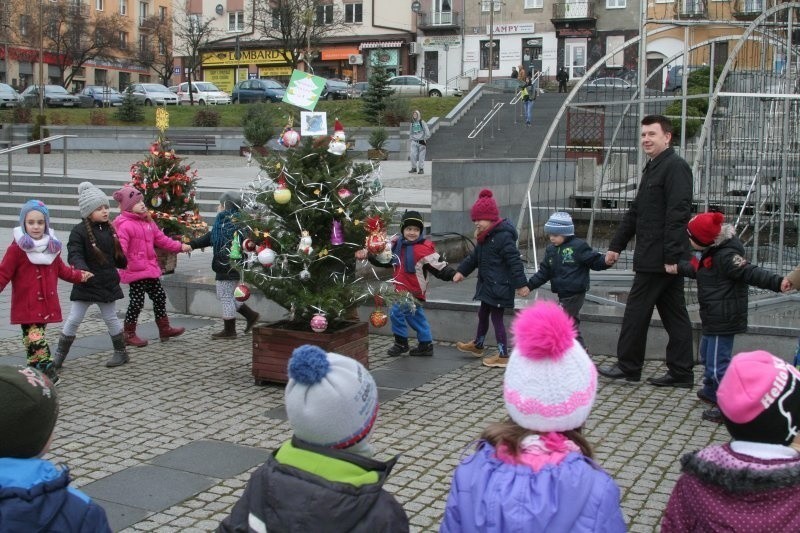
top-left (136, 15), bottom-right (175, 87)
top-left (173, 5), bottom-right (218, 105)
top-left (251, 0), bottom-right (350, 71)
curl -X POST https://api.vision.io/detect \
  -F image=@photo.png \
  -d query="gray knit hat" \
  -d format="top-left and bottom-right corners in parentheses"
top-left (220, 191), bottom-right (242, 211)
top-left (78, 181), bottom-right (109, 219)
top-left (0, 365), bottom-right (59, 458)
top-left (544, 211), bottom-right (575, 236)
top-left (285, 345), bottom-right (379, 457)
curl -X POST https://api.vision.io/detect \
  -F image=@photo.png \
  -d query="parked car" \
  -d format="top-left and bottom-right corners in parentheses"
top-left (77, 86), bottom-right (124, 107)
top-left (177, 82), bottom-right (231, 105)
top-left (129, 83), bottom-right (179, 106)
top-left (0, 83), bottom-right (22, 108)
top-left (168, 85), bottom-right (179, 93)
top-left (584, 77), bottom-right (633, 92)
top-left (20, 85), bottom-right (80, 107)
top-left (231, 79), bottom-right (285, 103)
top-left (387, 75), bottom-right (462, 97)
top-left (322, 79), bottom-right (350, 100)
top-left (348, 81), bottom-right (369, 98)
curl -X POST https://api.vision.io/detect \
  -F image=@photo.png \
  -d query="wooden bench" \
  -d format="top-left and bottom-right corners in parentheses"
top-left (168, 134), bottom-right (216, 154)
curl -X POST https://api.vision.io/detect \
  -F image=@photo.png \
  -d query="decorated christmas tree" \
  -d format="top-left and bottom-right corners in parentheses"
top-left (236, 123), bottom-right (393, 332)
top-left (127, 108), bottom-right (207, 238)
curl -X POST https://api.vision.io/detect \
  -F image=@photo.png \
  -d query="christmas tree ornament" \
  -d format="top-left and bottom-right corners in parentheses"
top-left (310, 313), bottom-right (328, 333)
top-left (337, 188), bottom-right (352, 200)
top-left (274, 177), bottom-right (292, 204)
top-left (299, 268), bottom-right (311, 281)
top-left (327, 118), bottom-right (347, 156)
top-left (330, 220), bottom-right (344, 245)
top-left (332, 118), bottom-right (346, 142)
top-left (234, 284), bottom-right (251, 302)
top-left (376, 242), bottom-right (393, 263)
top-left (364, 215), bottom-right (388, 254)
top-left (242, 238), bottom-right (257, 252)
top-left (229, 234), bottom-right (242, 260)
top-left (297, 230), bottom-right (313, 255)
top-left (280, 127), bottom-right (300, 148)
top-left (371, 178), bottom-right (383, 193)
top-left (151, 196), bottom-right (162, 207)
top-left (257, 246), bottom-right (276, 267)
top-left (369, 309), bottom-right (388, 328)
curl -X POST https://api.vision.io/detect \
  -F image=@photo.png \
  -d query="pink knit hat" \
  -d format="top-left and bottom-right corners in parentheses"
top-left (470, 189), bottom-right (500, 222)
top-left (504, 301), bottom-right (597, 432)
top-left (717, 350), bottom-right (800, 445)
top-left (113, 185), bottom-right (144, 212)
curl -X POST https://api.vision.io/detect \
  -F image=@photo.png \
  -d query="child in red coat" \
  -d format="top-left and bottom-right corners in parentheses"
top-left (0, 200), bottom-right (92, 385)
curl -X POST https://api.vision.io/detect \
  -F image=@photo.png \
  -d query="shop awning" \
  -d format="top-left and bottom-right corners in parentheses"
top-left (321, 46), bottom-right (360, 61)
top-left (359, 41), bottom-right (403, 50)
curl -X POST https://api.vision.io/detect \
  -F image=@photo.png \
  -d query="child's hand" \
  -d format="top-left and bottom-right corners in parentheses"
top-left (80, 270), bottom-right (94, 282)
top-left (781, 277), bottom-right (793, 293)
top-left (516, 286), bottom-right (530, 297)
top-left (664, 264), bottom-right (678, 275)
top-left (181, 244), bottom-right (192, 253)
top-left (355, 249), bottom-right (368, 260)
top-left (453, 272), bottom-right (464, 283)
top-left (605, 251), bottom-right (619, 266)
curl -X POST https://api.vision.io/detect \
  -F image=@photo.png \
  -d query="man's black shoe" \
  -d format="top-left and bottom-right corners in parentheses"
top-left (597, 365), bottom-right (640, 382)
top-left (647, 373), bottom-right (693, 388)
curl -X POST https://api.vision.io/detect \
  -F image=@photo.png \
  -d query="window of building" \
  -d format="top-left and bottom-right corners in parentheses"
top-left (480, 39), bottom-right (499, 70)
top-left (481, 0), bottom-right (501, 11)
top-left (139, 34), bottom-right (147, 52)
top-left (139, 1), bottom-right (148, 24)
top-left (119, 0), bottom-right (126, 14)
top-left (95, 68), bottom-right (107, 85)
top-left (606, 0), bottom-right (625, 8)
top-left (345, 3), bottom-right (362, 23)
top-left (228, 11), bottom-right (244, 31)
top-left (606, 35), bottom-right (624, 66)
top-left (119, 31), bottom-right (128, 49)
top-left (524, 0), bottom-right (543, 8)
top-left (159, 5), bottom-right (166, 20)
top-left (140, 74), bottom-right (151, 83)
top-left (158, 39), bottom-right (167, 55)
top-left (96, 0), bottom-right (103, 11)
top-left (119, 72), bottom-right (130, 92)
top-left (19, 15), bottom-right (29, 36)
top-left (315, 4), bottom-right (333, 24)
top-left (271, 8), bottom-right (280, 28)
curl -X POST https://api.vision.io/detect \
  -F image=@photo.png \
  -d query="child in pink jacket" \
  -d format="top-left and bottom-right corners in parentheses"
top-left (112, 186), bottom-right (191, 347)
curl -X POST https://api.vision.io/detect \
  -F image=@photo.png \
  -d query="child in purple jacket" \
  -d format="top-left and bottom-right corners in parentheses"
top-left (440, 301), bottom-right (626, 533)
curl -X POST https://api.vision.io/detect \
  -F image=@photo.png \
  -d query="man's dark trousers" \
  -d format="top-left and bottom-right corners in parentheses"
top-left (617, 271), bottom-right (694, 380)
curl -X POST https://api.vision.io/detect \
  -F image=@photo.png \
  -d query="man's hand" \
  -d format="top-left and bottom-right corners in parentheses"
top-left (516, 286), bottom-right (530, 297)
top-left (664, 264), bottom-right (678, 275)
top-left (605, 251), bottom-right (619, 266)
top-left (453, 272), bottom-right (464, 283)
top-left (354, 249), bottom-right (367, 260)
top-left (781, 277), bottom-right (793, 293)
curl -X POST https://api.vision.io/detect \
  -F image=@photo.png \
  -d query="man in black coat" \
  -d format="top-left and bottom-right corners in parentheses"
top-left (598, 114), bottom-right (695, 387)
top-left (557, 67), bottom-right (569, 93)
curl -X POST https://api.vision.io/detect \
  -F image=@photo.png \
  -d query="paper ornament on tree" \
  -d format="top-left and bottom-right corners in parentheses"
top-left (310, 313), bottom-right (328, 333)
top-left (234, 284), bottom-right (251, 302)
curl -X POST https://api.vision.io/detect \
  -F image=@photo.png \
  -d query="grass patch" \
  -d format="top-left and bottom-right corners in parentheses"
top-left (0, 97), bottom-right (461, 128)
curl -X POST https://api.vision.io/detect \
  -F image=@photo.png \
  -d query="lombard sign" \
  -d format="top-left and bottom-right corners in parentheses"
top-left (202, 49), bottom-right (289, 66)
top-left (487, 23), bottom-right (535, 35)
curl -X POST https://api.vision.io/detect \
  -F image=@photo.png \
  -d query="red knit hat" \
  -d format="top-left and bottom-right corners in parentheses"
top-left (471, 189), bottom-right (500, 222)
top-left (687, 211), bottom-right (724, 247)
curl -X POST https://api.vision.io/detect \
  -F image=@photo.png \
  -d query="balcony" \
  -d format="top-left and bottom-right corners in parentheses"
top-left (417, 11), bottom-right (461, 30)
top-left (552, 2), bottom-right (595, 21)
top-left (676, 0), bottom-right (706, 19)
top-left (731, 0), bottom-right (764, 19)
top-left (68, 3), bottom-right (89, 17)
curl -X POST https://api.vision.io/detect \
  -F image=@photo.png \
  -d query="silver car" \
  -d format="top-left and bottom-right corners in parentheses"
top-left (129, 83), bottom-right (179, 106)
top-left (0, 83), bottom-right (22, 108)
top-left (387, 75), bottom-right (462, 97)
top-left (20, 85), bottom-right (80, 107)
top-left (177, 82), bottom-right (231, 105)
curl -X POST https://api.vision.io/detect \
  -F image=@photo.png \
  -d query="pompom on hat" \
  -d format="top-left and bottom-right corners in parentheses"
top-left (470, 189), bottom-right (500, 222)
top-left (78, 181), bottom-right (109, 219)
top-left (717, 350), bottom-right (800, 446)
top-left (285, 345), bottom-right (379, 457)
top-left (113, 185), bottom-right (144, 213)
top-left (0, 366), bottom-right (59, 458)
top-left (687, 211), bottom-right (725, 247)
top-left (504, 301), bottom-right (597, 432)
top-left (544, 212), bottom-right (574, 236)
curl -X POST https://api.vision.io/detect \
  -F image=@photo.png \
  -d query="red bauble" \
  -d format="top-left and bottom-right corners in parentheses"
top-left (369, 310), bottom-right (388, 328)
top-left (366, 233), bottom-right (387, 255)
top-left (242, 239), bottom-right (257, 252)
top-left (234, 284), bottom-right (251, 302)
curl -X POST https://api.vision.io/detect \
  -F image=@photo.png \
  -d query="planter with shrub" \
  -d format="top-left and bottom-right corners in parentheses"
top-left (367, 127), bottom-right (389, 160)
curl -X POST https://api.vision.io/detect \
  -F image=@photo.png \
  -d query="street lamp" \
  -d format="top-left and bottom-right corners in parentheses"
top-left (38, 0), bottom-right (44, 114)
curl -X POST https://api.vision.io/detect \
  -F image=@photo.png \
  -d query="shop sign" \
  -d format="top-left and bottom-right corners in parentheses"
top-left (557, 28), bottom-right (595, 37)
top-left (202, 48), bottom-right (290, 67)
top-left (204, 68), bottom-right (235, 93)
top-left (421, 36), bottom-right (462, 49)
top-left (258, 66), bottom-right (293, 77)
top-left (499, 50), bottom-right (518, 61)
top-left (487, 23), bottom-right (535, 35)
top-left (465, 50), bottom-right (478, 62)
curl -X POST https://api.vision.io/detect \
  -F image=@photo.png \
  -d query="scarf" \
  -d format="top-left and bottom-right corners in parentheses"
top-left (495, 433), bottom-right (581, 473)
top-left (476, 219), bottom-right (503, 245)
top-left (12, 227), bottom-right (61, 265)
top-left (392, 235), bottom-right (425, 274)
top-left (211, 209), bottom-right (238, 248)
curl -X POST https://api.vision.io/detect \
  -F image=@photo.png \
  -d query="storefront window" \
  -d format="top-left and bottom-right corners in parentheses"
top-left (368, 48), bottom-right (399, 78)
top-left (480, 40), bottom-right (499, 71)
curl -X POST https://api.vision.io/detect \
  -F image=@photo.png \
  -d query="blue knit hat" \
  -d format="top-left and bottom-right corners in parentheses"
top-left (544, 212), bottom-right (574, 236)
top-left (18, 199), bottom-right (61, 253)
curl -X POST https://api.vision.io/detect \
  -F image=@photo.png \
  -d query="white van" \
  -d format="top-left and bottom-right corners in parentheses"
top-left (177, 82), bottom-right (231, 105)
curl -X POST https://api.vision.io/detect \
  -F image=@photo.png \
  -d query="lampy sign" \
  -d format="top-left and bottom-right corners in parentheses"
top-left (486, 23), bottom-right (535, 35)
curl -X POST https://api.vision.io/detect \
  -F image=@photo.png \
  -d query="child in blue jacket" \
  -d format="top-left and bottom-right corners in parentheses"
top-left (0, 365), bottom-right (111, 532)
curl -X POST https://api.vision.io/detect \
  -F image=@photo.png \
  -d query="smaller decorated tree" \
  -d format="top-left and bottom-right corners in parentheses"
top-left (127, 108), bottom-right (207, 239)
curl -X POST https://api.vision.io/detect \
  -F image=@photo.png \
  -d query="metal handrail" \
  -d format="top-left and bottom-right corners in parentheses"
top-left (467, 102), bottom-right (504, 139)
top-left (1, 135), bottom-right (78, 192)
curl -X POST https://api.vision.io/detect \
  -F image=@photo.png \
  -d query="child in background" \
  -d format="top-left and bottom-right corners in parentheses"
top-left (668, 211), bottom-right (790, 423)
top-left (0, 366), bottom-right (112, 531)
top-left (113, 185), bottom-right (191, 347)
top-left (440, 301), bottom-right (626, 532)
top-left (527, 211), bottom-right (610, 348)
top-left (188, 191), bottom-right (259, 339)
top-left (0, 200), bottom-right (91, 385)
top-left (408, 110), bottom-right (431, 175)
top-left (359, 210), bottom-right (455, 357)
top-left (453, 189), bottom-right (530, 368)
top-left (218, 344), bottom-right (409, 532)
top-left (55, 182), bottom-right (130, 369)
top-left (662, 350), bottom-right (800, 532)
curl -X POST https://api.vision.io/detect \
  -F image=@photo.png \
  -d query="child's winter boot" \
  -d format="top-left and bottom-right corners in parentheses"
top-left (409, 341), bottom-right (434, 356)
top-left (123, 322), bottom-right (148, 347)
top-left (387, 335), bottom-right (409, 356)
top-left (106, 333), bottom-right (130, 367)
top-left (456, 340), bottom-right (484, 357)
top-left (53, 334), bottom-right (76, 369)
top-left (36, 361), bottom-right (60, 386)
top-left (211, 319), bottom-right (237, 339)
top-left (156, 317), bottom-right (185, 341)
top-left (237, 304), bottom-right (260, 334)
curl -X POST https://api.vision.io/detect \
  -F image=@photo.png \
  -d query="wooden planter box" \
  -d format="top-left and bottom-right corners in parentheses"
top-left (27, 143), bottom-right (51, 154)
top-left (252, 320), bottom-right (369, 385)
top-left (367, 148), bottom-right (388, 161)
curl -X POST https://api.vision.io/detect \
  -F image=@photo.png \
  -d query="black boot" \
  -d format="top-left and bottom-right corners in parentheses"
top-left (212, 319), bottom-right (237, 339)
top-left (53, 334), bottom-right (76, 369)
top-left (409, 341), bottom-right (434, 356)
top-left (387, 335), bottom-right (409, 356)
top-left (106, 333), bottom-right (130, 367)
top-left (237, 304), bottom-right (260, 334)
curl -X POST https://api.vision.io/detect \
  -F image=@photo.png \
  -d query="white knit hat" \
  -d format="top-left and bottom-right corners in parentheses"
top-left (544, 211), bottom-right (574, 236)
top-left (504, 301), bottom-right (597, 432)
top-left (78, 181), bottom-right (109, 219)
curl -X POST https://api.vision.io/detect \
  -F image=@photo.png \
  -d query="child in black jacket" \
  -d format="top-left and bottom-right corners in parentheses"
top-left (526, 212), bottom-right (609, 349)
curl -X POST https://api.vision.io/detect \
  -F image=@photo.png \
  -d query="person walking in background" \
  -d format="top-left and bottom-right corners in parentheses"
top-left (218, 344), bottom-right (409, 532)
top-left (188, 191), bottom-right (259, 339)
top-left (511, 66), bottom-right (518, 79)
top-left (408, 110), bottom-right (431, 175)
top-left (526, 211), bottom-right (610, 349)
top-left (453, 189), bottom-right (530, 368)
top-left (358, 210), bottom-right (456, 357)
top-left (667, 211), bottom-right (791, 423)
top-left (441, 301), bottom-right (626, 532)
top-left (0, 366), bottom-right (112, 531)
top-left (521, 76), bottom-right (534, 126)
top-left (598, 114), bottom-right (695, 387)
top-left (0, 200), bottom-right (92, 385)
top-left (113, 185), bottom-right (191, 347)
top-left (55, 182), bottom-right (129, 370)
top-left (662, 350), bottom-right (800, 532)
top-left (557, 67), bottom-right (569, 93)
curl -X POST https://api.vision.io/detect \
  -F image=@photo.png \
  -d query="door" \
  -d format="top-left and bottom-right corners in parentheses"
top-left (522, 38), bottom-right (543, 76)
top-left (433, 0), bottom-right (452, 24)
top-left (646, 57), bottom-right (663, 90)
top-left (565, 39), bottom-right (587, 78)
top-left (425, 51), bottom-right (439, 82)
